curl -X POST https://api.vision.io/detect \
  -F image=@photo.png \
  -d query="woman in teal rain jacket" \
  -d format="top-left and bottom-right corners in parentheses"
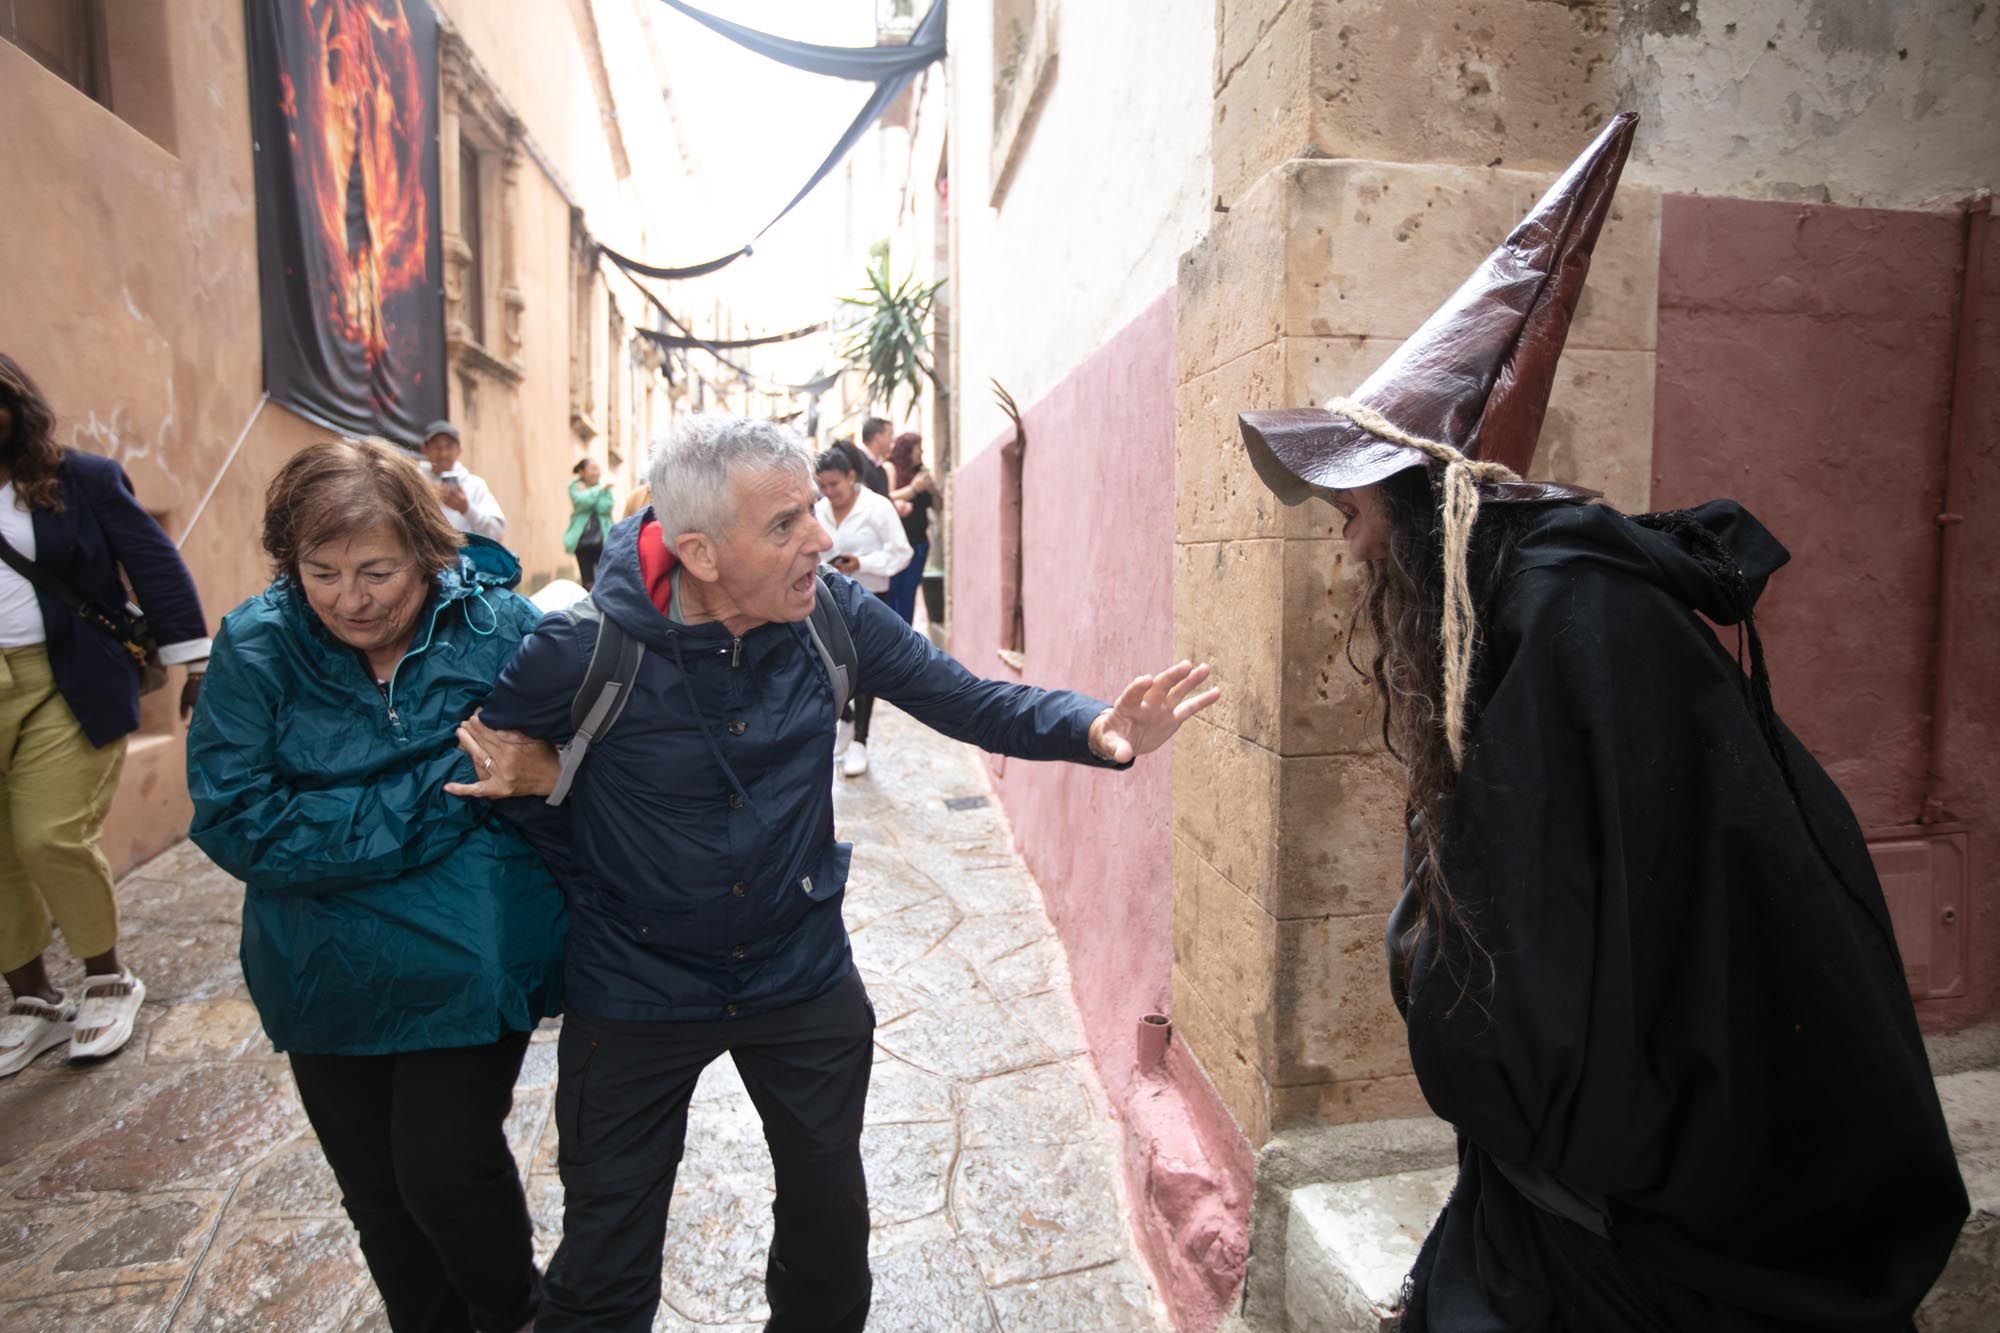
top-left (188, 440), bottom-right (562, 1333)
top-left (562, 457), bottom-right (614, 589)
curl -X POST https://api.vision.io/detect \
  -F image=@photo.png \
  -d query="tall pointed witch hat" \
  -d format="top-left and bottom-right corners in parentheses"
top-left (1238, 114), bottom-right (1639, 767)
top-left (1239, 112), bottom-right (1639, 506)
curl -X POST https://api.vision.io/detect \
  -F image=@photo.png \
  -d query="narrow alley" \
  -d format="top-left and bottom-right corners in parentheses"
top-left (0, 705), bottom-right (1169, 1332)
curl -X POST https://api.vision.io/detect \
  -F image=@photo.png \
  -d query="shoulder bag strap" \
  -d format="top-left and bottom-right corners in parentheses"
top-left (0, 529), bottom-right (131, 643)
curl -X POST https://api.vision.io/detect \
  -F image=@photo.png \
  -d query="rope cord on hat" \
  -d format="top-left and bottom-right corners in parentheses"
top-left (1324, 397), bottom-right (1520, 770)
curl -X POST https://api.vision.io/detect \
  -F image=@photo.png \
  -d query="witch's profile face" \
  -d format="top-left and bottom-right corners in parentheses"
top-left (1331, 484), bottom-right (1391, 561)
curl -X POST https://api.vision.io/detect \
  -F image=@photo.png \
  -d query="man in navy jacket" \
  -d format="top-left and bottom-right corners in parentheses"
top-left (455, 415), bottom-right (1217, 1333)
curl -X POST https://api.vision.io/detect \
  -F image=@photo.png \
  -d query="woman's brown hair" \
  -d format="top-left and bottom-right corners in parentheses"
top-left (0, 354), bottom-right (70, 513)
top-left (887, 431), bottom-right (925, 490)
top-left (262, 440), bottom-right (462, 582)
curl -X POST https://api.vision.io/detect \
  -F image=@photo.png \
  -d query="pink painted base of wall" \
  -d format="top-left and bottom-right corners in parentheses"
top-left (950, 291), bottom-right (1252, 1328)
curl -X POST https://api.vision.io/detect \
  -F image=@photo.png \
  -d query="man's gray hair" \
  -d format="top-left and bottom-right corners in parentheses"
top-left (647, 415), bottom-right (814, 539)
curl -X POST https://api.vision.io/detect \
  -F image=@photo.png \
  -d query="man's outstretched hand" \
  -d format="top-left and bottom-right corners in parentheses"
top-left (444, 711), bottom-right (560, 799)
top-left (1088, 661), bottom-right (1221, 764)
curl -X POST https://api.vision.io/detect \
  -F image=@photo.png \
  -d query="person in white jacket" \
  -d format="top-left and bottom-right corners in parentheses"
top-left (813, 447), bottom-right (912, 777)
top-left (419, 420), bottom-right (507, 542)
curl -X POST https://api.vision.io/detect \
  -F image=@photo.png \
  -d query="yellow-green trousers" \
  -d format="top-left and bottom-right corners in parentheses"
top-left (0, 646), bottom-right (126, 974)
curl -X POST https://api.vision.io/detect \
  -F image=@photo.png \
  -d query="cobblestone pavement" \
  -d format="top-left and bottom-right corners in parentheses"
top-left (0, 705), bottom-right (1169, 1331)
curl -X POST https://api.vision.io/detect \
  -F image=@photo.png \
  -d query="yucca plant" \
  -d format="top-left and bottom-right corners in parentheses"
top-left (839, 253), bottom-right (946, 416)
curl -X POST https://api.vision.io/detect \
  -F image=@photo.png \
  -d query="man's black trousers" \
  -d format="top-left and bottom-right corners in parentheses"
top-left (538, 968), bottom-right (876, 1333)
top-left (289, 1031), bottom-right (539, 1333)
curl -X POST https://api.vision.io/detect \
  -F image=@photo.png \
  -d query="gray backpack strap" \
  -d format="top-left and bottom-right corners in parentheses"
top-left (548, 599), bottom-right (646, 806)
top-left (806, 570), bottom-right (859, 717)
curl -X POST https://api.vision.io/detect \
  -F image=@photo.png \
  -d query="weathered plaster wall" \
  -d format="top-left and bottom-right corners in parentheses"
top-left (1652, 194), bottom-right (1999, 1030)
top-left (1, 0), bottom-right (686, 875)
top-left (1613, 0), bottom-right (1999, 208)
top-left (1213, 0), bottom-right (1996, 211)
top-left (950, 294), bottom-right (1254, 1331)
top-left (948, 0), bottom-right (1215, 459)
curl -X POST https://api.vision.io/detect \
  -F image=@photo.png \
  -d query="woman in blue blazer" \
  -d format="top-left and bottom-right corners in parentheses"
top-left (0, 355), bottom-right (208, 1077)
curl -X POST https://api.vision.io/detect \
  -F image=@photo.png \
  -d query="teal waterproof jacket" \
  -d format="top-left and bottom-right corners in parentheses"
top-left (187, 537), bottom-right (565, 1055)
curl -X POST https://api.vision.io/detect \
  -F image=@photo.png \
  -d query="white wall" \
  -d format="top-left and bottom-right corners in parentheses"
top-left (950, 0), bottom-right (1215, 458)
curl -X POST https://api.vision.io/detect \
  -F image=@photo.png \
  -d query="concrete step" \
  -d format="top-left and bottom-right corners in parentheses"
top-left (1275, 1069), bottom-right (2000, 1332)
top-left (1286, 1167), bottom-right (1452, 1330)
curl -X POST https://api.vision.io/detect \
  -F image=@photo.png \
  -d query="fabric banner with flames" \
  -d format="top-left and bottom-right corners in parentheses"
top-left (246, 0), bottom-right (444, 445)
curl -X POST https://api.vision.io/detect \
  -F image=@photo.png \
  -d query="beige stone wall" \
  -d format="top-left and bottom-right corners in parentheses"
top-left (1, 0), bottom-right (684, 876)
top-left (1171, 150), bottom-right (1660, 1145)
top-left (1179, 0), bottom-right (1990, 1148)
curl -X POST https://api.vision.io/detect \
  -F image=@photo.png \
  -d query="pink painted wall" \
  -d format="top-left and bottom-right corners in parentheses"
top-left (1653, 194), bottom-right (1998, 1032)
top-left (950, 291), bottom-right (1253, 1329)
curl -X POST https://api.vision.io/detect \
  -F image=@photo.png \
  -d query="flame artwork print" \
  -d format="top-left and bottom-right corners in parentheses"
top-left (248, 0), bottom-right (445, 442)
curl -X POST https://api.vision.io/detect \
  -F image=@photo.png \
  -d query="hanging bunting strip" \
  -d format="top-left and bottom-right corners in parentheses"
top-left (606, 1), bottom-right (947, 280)
top-left (600, 242), bottom-right (752, 282)
top-left (656, 0), bottom-right (945, 82)
top-left (636, 321), bottom-right (825, 351)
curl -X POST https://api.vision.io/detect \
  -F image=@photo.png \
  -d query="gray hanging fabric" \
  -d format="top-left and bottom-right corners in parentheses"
top-left (605, 1), bottom-right (947, 280)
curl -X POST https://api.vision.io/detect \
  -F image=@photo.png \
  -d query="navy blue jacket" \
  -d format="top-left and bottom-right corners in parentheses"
top-left (481, 512), bottom-right (1124, 1022)
top-left (21, 452), bottom-right (208, 747)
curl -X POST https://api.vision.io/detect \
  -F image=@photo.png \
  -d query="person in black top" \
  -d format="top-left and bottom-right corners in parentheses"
top-left (883, 431), bottom-right (935, 625)
top-left (857, 416), bottom-right (894, 494)
top-left (829, 430), bottom-right (889, 500)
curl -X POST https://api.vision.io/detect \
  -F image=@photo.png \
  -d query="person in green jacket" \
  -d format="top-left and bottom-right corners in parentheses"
top-left (562, 457), bottom-right (615, 589)
top-left (187, 439), bottom-right (564, 1333)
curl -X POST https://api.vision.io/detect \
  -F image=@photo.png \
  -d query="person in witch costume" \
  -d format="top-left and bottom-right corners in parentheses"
top-left (1239, 114), bottom-right (1967, 1330)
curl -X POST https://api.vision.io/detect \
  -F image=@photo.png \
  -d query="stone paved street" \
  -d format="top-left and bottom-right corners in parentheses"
top-left (0, 705), bottom-right (1170, 1332)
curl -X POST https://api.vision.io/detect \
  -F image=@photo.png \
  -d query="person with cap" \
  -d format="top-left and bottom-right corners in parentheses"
top-left (419, 420), bottom-right (507, 542)
top-left (1237, 114), bottom-right (1966, 1329)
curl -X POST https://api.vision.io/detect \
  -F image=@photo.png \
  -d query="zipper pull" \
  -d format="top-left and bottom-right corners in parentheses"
top-left (731, 636), bottom-right (743, 669)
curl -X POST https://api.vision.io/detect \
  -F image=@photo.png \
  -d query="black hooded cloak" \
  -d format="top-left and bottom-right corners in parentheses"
top-left (1393, 500), bottom-right (1968, 1331)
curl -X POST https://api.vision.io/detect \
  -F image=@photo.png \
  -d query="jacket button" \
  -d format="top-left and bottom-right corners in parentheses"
top-left (728, 792), bottom-right (745, 809)
top-left (725, 1003), bottom-right (739, 1017)
top-left (731, 882), bottom-right (747, 897)
top-left (731, 943), bottom-right (747, 959)
top-left (728, 719), bottom-right (747, 736)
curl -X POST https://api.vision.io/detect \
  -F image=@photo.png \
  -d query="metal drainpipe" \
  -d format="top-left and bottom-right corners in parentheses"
top-left (1922, 193), bottom-right (1991, 825)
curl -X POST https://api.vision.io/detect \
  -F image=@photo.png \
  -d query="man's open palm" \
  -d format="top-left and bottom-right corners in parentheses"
top-left (1093, 661), bottom-right (1221, 763)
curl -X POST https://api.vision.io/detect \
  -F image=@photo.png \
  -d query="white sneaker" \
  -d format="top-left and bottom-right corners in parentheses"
top-left (835, 718), bottom-right (854, 757)
top-left (0, 995), bottom-right (76, 1078)
top-left (69, 970), bottom-right (145, 1061)
top-left (842, 741), bottom-right (869, 779)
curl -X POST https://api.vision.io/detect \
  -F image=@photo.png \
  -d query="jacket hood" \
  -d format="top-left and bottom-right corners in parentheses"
top-left (415, 532), bottom-right (524, 607)
top-left (451, 533), bottom-right (523, 593)
top-left (1510, 500), bottom-right (1791, 626)
top-left (588, 510), bottom-right (692, 650)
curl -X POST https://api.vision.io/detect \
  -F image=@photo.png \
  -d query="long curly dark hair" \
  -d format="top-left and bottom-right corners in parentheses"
top-left (1350, 466), bottom-right (1539, 1002)
top-left (0, 354), bottom-right (68, 513)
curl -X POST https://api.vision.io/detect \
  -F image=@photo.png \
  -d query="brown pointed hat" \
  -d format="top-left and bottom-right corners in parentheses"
top-left (1240, 112), bottom-right (1639, 504)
